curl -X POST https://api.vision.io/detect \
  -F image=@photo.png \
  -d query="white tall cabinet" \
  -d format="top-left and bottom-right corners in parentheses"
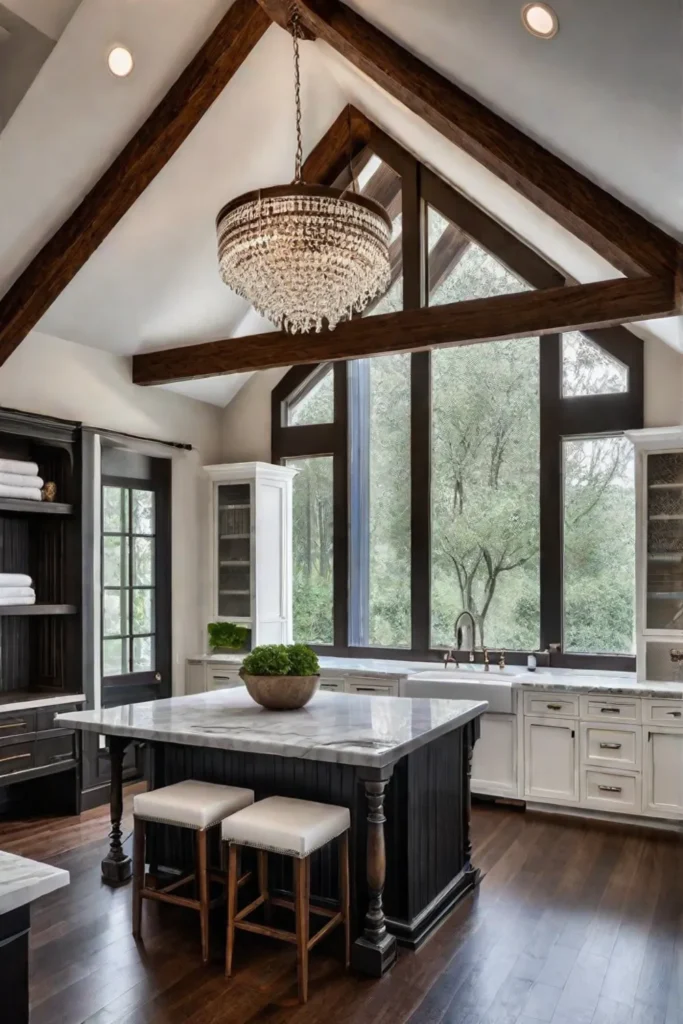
top-left (204, 462), bottom-right (296, 646)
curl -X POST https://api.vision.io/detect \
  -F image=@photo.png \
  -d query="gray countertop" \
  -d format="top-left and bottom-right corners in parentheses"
top-left (191, 653), bottom-right (683, 699)
top-left (56, 688), bottom-right (487, 768)
top-left (0, 851), bottom-right (69, 916)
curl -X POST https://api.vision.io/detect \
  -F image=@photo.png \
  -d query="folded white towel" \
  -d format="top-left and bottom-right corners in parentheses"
top-left (0, 484), bottom-right (42, 501)
top-left (0, 458), bottom-right (39, 476)
top-left (0, 595), bottom-right (36, 607)
top-left (0, 587), bottom-right (34, 599)
top-left (0, 472), bottom-right (44, 489)
top-left (0, 574), bottom-right (32, 587)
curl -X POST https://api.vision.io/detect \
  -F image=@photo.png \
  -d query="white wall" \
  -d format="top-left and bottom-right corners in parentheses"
top-left (222, 367), bottom-right (287, 463)
top-left (0, 329), bottom-right (224, 694)
top-left (221, 337), bottom-right (683, 463)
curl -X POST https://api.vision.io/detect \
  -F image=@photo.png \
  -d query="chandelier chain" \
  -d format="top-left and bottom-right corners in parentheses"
top-left (290, 2), bottom-right (304, 183)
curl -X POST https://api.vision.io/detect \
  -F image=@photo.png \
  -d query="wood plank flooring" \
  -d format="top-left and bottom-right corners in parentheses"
top-left (1, 794), bottom-right (681, 1024)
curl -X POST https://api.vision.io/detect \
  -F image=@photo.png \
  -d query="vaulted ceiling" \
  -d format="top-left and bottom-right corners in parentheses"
top-left (0, 0), bottom-right (681, 406)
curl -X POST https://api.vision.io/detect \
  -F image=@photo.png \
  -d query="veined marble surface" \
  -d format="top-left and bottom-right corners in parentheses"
top-left (56, 689), bottom-right (487, 768)
top-left (0, 851), bottom-right (69, 916)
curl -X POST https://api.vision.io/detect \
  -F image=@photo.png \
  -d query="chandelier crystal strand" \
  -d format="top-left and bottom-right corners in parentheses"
top-left (215, 3), bottom-right (391, 333)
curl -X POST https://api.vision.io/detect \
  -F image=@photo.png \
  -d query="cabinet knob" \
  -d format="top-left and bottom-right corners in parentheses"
top-left (155, 672), bottom-right (162, 681)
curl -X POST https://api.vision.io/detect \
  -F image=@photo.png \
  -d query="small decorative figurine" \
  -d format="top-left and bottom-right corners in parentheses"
top-left (41, 482), bottom-right (57, 502)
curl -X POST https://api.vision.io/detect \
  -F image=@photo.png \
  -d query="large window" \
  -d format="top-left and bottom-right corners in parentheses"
top-left (288, 456), bottom-right (334, 645)
top-left (432, 339), bottom-right (540, 649)
top-left (563, 437), bottom-right (635, 654)
top-left (272, 137), bottom-right (643, 667)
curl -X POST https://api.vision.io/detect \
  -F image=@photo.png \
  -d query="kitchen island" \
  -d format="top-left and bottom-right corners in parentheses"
top-left (57, 688), bottom-right (486, 976)
top-left (0, 851), bottom-right (70, 1024)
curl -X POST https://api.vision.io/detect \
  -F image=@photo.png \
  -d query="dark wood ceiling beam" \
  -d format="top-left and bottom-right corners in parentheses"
top-left (295, 0), bottom-right (678, 280)
top-left (301, 105), bottom-right (371, 185)
top-left (0, 0), bottom-right (271, 368)
top-left (429, 226), bottom-right (470, 295)
top-left (133, 275), bottom-right (677, 384)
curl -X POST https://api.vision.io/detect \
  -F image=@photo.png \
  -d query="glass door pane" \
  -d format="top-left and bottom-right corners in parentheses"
top-left (647, 452), bottom-right (683, 630)
top-left (217, 483), bottom-right (251, 618)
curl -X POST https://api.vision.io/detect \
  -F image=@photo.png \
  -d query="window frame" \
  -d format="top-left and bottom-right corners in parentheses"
top-left (272, 128), bottom-right (643, 671)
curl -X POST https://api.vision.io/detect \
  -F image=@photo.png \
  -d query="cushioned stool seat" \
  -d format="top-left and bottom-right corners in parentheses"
top-left (132, 780), bottom-right (254, 964)
top-left (223, 796), bottom-right (351, 1003)
top-left (134, 780), bottom-right (254, 829)
top-left (221, 795), bottom-right (350, 857)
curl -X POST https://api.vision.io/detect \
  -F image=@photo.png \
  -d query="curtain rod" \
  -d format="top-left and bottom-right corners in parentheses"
top-left (82, 425), bottom-right (193, 451)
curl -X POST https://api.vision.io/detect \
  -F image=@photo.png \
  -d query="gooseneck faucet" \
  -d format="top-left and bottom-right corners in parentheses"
top-left (444, 610), bottom-right (477, 668)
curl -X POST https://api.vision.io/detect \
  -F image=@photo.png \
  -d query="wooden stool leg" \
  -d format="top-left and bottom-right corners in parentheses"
top-left (226, 844), bottom-right (238, 978)
top-left (258, 850), bottom-right (270, 922)
top-left (295, 857), bottom-right (310, 1004)
top-left (132, 817), bottom-right (145, 939)
top-left (339, 832), bottom-right (351, 969)
top-left (197, 829), bottom-right (210, 964)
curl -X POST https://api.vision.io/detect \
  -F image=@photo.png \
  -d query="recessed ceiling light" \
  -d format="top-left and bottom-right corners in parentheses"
top-left (521, 3), bottom-right (559, 39)
top-left (108, 45), bottom-right (134, 78)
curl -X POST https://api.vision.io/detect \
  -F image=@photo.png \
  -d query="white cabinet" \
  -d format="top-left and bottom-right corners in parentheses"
top-left (472, 713), bottom-right (517, 798)
top-left (524, 717), bottom-right (579, 804)
top-left (580, 722), bottom-right (641, 771)
top-left (643, 726), bottom-right (683, 819)
top-left (204, 462), bottom-right (296, 646)
top-left (207, 666), bottom-right (243, 690)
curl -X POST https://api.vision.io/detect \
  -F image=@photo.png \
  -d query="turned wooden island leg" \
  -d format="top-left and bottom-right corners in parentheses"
top-left (101, 736), bottom-right (133, 886)
top-left (351, 774), bottom-right (397, 977)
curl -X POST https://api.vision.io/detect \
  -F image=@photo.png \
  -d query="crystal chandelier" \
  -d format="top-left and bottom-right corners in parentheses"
top-left (216, 4), bottom-right (391, 334)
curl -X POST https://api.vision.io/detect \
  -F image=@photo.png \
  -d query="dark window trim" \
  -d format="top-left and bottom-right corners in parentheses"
top-left (271, 135), bottom-right (642, 672)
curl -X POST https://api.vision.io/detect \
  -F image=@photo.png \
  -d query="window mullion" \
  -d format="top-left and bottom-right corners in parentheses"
top-left (539, 334), bottom-right (563, 653)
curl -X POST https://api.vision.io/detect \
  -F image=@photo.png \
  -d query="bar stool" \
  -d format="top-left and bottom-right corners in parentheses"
top-left (132, 779), bottom-right (254, 963)
top-left (222, 795), bottom-right (351, 1003)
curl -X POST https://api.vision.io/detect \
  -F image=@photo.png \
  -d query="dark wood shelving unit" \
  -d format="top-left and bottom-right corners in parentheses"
top-left (0, 407), bottom-right (83, 819)
top-left (0, 604), bottom-right (77, 617)
top-left (0, 498), bottom-right (73, 516)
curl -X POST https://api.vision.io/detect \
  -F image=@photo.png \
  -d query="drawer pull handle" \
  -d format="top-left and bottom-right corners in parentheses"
top-left (666, 711), bottom-right (682, 718)
top-left (600, 708), bottom-right (621, 714)
top-left (0, 721), bottom-right (26, 730)
top-left (547, 704), bottom-right (563, 711)
top-left (0, 752), bottom-right (31, 765)
top-left (598, 785), bottom-right (622, 794)
top-left (356, 687), bottom-right (383, 693)
top-left (599, 742), bottom-right (622, 750)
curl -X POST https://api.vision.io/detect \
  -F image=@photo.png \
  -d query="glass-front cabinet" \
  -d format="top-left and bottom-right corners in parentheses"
top-left (628, 427), bottom-right (683, 681)
top-left (205, 462), bottom-right (296, 647)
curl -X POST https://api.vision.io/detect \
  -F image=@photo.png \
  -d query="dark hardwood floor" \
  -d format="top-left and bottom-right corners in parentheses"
top-left (1, 792), bottom-right (681, 1023)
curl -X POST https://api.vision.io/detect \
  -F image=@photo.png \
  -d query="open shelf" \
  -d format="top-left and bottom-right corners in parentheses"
top-left (0, 604), bottom-right (77, 617)
top-left (0, 498), bottom-right (73, 516)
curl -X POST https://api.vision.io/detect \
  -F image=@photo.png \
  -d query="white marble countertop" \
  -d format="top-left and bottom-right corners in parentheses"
top-left (190, 653), bottom-right (683, 699)
top-left (0, 851), bottom-right (69, 916)
top-left (0, 692), bottom-right (86, 714)
top-left (56, 688), bottom-right (487, 768)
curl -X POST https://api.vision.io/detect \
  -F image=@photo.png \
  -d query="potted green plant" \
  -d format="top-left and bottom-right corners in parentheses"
top-left (207, 622), bottom-right (249, 653)
top-left (240, 643), bottom-right (320, 710)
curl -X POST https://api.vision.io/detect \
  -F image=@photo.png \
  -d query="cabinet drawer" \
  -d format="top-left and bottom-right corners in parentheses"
top-left (319, 677), bottom-right (345, 692)
top-left (523, 692), bottom-right (579, 718)
top-left (580, 723), bottom-right (641, 771)
top-left (36, 707), bottom-right (79, 733)
top-left (35, 733), bottom-right (76, 767)
top-left (581, 768), bottom-right (641, 814)
top-left (643, 699), bottom-right (683, 726)
top-left (0, 712), bottom-right (35, 742)
top-left (347, 678), bottom-right (399, 696)
top-left (208, 668), bottom-right (243, 690)
top-left (0, 742), bottom-right (34, 777)
top-left (580, 696), bottom-right (640, 723)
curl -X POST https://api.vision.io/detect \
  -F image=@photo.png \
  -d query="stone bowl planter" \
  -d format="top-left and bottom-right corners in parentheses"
top-left (240, 672), bottom-right (320, 710)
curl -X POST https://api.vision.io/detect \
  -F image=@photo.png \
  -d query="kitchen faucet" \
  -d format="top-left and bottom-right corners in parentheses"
top-left (444, 610), bottom-right (477, 668)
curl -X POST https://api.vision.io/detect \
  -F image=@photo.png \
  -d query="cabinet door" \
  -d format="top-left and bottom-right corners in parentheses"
top-left (643, 727), bottom-right (683, 819)
top-left (524, 717), bottom-right (579, 804)
top-left (471, 713), bottom-right (517, 797)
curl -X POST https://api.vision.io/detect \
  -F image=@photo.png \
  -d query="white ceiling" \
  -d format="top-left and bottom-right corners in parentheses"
top-left (0, 0), bottom-right (680, 406)
top-left (2, 0), bottom-right (82, 40)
